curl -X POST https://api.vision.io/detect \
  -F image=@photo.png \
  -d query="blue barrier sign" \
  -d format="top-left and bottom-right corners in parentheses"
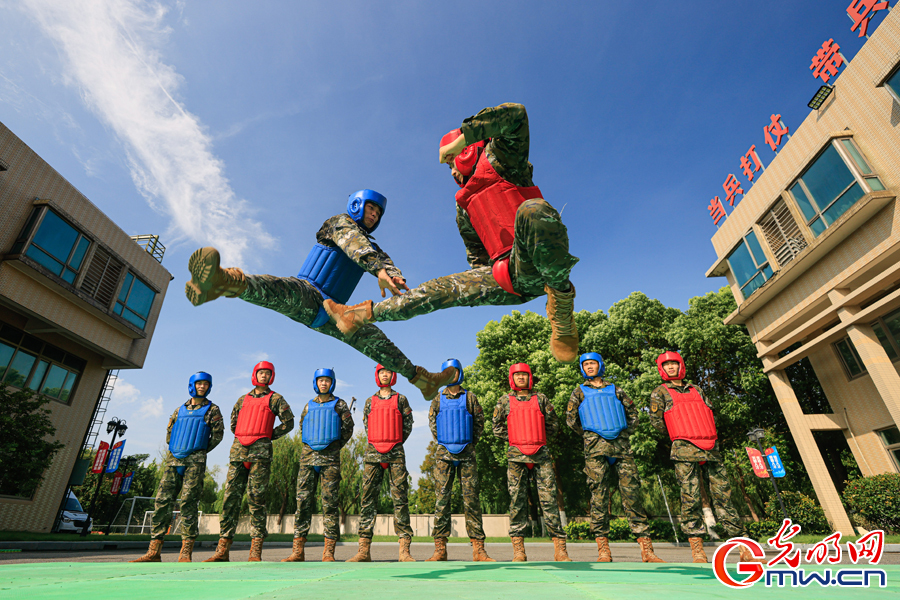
top-left (765, 446), bottom-right (786, 478)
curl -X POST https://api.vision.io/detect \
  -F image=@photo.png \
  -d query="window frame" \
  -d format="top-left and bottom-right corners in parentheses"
top-left (727, 230), bottom-right (774, 299)
top-left (113, 271), bottom-right (157, 330)
top-left (11, 206), bottom-right (93, 284)
top-left (0, 322), bottom-right (85, 405)
top-left (883, 63), bottom-right (900, 104)
top-left (876, 426), bottom-right (900, 473)
top-left (833, 336), bottom-right (867, 380)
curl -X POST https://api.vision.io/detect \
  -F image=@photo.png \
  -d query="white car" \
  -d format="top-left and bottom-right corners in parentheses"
top-left (55, 491), bottom-right (92, 533)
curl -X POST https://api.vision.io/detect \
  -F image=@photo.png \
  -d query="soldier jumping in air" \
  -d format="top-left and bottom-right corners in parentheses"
top-left (131, 372), bottom-right (224, 563)
top-left (205, 361), bottom-right (293, 563)
top-left (426, 359), bottom-right (495, 562)
top-left (324, 105), bottom-right (580, 364)
top-left (184, 190), bottom-right (456, 400)
top-left (283, 368), bottom-right (353, 563)
top-left (346, 365), bottom-right (416, 562)
top-left (566, 353), bottom-right (664, 563)
top-left (493, 363), bottom-right (570, 562)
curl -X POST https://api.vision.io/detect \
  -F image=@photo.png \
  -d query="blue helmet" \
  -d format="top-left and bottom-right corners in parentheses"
top-left (579, 352), bottom-right (604, 379)
top-left (313, 368), bottom-right (336, 394)
top-left (188, 372), bottom-right (212, 398)
top-left (347, 189), bottom-right (387, 233)
top-left (441, 359), bottom-right (464, 386)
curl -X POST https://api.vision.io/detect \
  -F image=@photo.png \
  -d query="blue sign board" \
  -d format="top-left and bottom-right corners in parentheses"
top-left (120, 472), bottom-right (134, 494)
top-left (765, 446), bottom-right (786, 478)
top-left (106, 440), bottom-right (126, 473)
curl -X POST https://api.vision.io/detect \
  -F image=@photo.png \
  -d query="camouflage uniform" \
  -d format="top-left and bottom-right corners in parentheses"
top-left (566, 381), bottom-right (651, 538)
top-left (238, 214), bottom-right (416, 380)
top-left (492, 391), bottom-right (566, 539)
top-left (428, 388), bottom-right (487, 539)
top-left (357, 391), bottom-right (414, 539)
top-left (649, 382), bottom-right (745, 538)
top-left (219, 388), bottom-right (294, 539)
top-left (293, 395), bottom-right (354, 540)
top-left (371, 103), bottom-right (579, 323)
top-left (150, 399), bottom-right (224, 540)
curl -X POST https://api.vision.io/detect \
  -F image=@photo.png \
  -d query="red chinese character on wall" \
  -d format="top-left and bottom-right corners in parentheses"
top-left (767, 519), bottom-right (802, 568)
top-left (805, 532), bottom-right (843, 565)
top-left (763, 114), bottom-right (789, 151)
top-left (810, 39), bottom-right (844, 83)
top-left (708, 196), bottom-right (726, 225)
top-left (847, 0), bottom-right (889, 38)
top-left (740, 145), bottom-right (763, 182)
top-left (847, 530), bottom-right (885, 564)
top-left (722, 174), bottom-right (744, 206)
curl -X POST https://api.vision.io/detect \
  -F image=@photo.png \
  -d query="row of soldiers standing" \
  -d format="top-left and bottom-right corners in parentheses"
top-left (132, 352), bottom-right (764, 564)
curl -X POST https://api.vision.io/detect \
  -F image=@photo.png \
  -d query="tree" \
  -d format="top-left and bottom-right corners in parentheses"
top-left (0, 388), bottom-right (65, 498)
top-left (338, 432), bottom-right (367, 524)
top-left (267, 432), bottom-right (301, 524)
top-left (75, 453), bottom-right (161, 529)
top-left (412, 441), bottom-right (439, 514)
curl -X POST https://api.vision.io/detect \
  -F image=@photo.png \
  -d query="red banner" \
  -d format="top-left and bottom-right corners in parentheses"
top-left (91, 441), bottom-right (110, 474)
top-left (110, 472), bottom-right (123, 495)
top-left (746, 447), bottom-right (770, 478)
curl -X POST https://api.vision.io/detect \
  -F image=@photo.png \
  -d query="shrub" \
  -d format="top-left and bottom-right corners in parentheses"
top-left (609, 518), bottom-right (632, 540)
top-left (842, 473), bottom-right (900, 533)
top-left (747, 520), bottom-right (780, 541)
top-left (765, 491), bottom-right (830, 534)
top-left (564, 520), bottom-right (592, 540)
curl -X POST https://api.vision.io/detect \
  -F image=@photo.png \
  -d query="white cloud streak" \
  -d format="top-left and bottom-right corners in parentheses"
top-left (19, 0), bottom-right (271, 265)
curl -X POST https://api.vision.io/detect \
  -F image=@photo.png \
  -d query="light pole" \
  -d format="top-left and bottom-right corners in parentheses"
top-left (80, 417), bottom-right (128, 536)
top-left (103, 455), bottom-right (137, 535)
top-left (747, 427), bottom-right (787, 521)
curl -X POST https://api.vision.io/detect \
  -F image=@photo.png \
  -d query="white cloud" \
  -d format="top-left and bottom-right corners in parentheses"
top-left (19, 0), bottom-right (271, 266)
top-left (140, 395), bottom-right (165, 419)
top-left (110, 378), bottom-right (141, 404)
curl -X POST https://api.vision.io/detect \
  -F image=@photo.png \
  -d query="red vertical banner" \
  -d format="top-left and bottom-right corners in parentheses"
top-left (91, 441), bottom-right (110, 474)
top-left (110, 472), bottom-right (123, 495)
top-left (746, 447), bottom-right (770, 478)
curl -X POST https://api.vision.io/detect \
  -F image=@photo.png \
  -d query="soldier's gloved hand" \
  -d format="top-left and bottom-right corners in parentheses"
top-left (377, 269), bottom-right (409, 297)
top-left (439, 133), bottom-right (467, 164)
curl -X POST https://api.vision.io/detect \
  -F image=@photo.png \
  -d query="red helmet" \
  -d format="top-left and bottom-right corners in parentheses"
top-left (656, 351), bottom-right (685, 382)
top-left (252, 361), bottom-right (275, 386)
top-left (375, 363), bottom-right (397, 387)
top-left (508, 363), bottom-right (533, 391)
top-left (440, 128), bottom-right (485, 184)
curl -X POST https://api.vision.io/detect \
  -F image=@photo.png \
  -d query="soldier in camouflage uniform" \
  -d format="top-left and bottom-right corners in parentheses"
top-left (283, 368), bottom-right (353, 562)
top-left (425, 359), bottom-right (494, 562)
top-left (493, 363), bottom-right (570, 562)
top-left (324, 104), bottom-right (580, 364)
top-left (205, 361), bottom-right (293, 563)
top-left (566, 353), bottom-right (663, 563)
top-left (346, 365), bottom-right (416, 562)
top-left (131, 372), bottom-right (224, 563)
top-left (650, 351), bottom-right (763, 564)
top-left (185, 190), bottom-right (457, 401)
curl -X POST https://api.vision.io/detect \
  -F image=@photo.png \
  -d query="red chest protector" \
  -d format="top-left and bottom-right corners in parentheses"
top-left (368, 393), bottom-right (403, 454)
top-left (455, 152), bottom-right (543, 262)
top-left (507, 394), bottom-right (547, 456)
top-left (235, 392), bottom-right (276, 447)
top-left (662, 386), bottom-right (718, 450)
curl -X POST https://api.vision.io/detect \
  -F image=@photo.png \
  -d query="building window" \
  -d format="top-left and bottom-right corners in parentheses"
top-left (0, 322), bottom-right (85, 404)
top-left (877, 426), bottom-right (900, 472)
top-left (727, 230), bottom-right (773, 298)
top-left (80, 246), bottom-right (125, 309)
top-left (834, 337), bottom-right (866, 379)
top-left (113, 272), bottom-right (156, 329)
top-left (13, 208), bottom-right (91, 284)
top-left (871, 307), bottom-right (900, 361)
top-left (788, 140), bottom-right (885, 238)
top-left (758, 199), bottom-right (809, 268)
top-left (885, 66), bottom-right (900, 104)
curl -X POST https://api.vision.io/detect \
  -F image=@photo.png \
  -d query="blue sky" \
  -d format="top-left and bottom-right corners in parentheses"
top-left (0, 1), bottom-right (886, 485)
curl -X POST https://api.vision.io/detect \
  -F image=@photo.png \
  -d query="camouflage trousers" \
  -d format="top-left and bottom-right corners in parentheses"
top-left (293, 464), bottom-right (341, 540)
top-left (373, 199), bottom-right (579, 322)
top-left (219, 460), bottom-right (270, 539)
top-left (675, 460), bottom-right (745, 538)
top-left (150, 463), bottom-right (206, 540)
top-left (357, 461), bottom-right (413, 539)
top-left (584, 456), bottom-right (650, 538)
top-left (240, 275), bottom-right (416, 380)
top-left (432, 458), bottom-right (485, 540)
top-left (508, 460), bottom-right (565, 538)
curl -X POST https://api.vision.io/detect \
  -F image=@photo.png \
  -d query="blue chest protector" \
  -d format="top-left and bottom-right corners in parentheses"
top-left (578, 384), bottom-right (628, 440)
top-left (298, 243), bottom-right (368, 328)
top-left (169, 403), bottom-right (212, 459)
top-left (436, 392), bottom-right (474, 455)
top-left (301, 398), bottom-right (341, 451)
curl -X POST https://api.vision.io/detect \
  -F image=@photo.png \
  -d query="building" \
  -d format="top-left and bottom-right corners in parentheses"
top-left (0, 122), bottom-right (171, 532)
top-left (707, 9), bottom-right (900, 533)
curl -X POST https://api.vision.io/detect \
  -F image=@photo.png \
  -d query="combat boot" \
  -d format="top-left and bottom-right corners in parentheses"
top-left (409, 366), bottom-right (458, 400)
top-left (185, 247), bottom-right (247, 306)
top-left (281, 537), bottom-right (306, 562)
top-left (426, 537), bottom-right (447, 561)
top-left (322, 537), bottom-right (337, 562)
top-left (595, 537), bottom-right (612, 562)
top-left (739, 545), bottom-right (766, 563)
top-left (399, 536), bottom-right (416, 562)
top-left (552, 537), bottom-right (572, 562)
top-left (130, 538), bottom-right (163, 562)
top-left (511, 536), bottom-right (527, 562)
top-left (203, 537), bottom-right (232, 562)
top-left (637, 537), bottom-right (665, 563)
top-left (689, 537), bottom-right (708, 563)
top-left (345, 538), bottom-right (372, 562)
top-left (323, 299), bottom-right (374, 336)
top-left (178, 539), bottom-right (194, 563)
top-left (471, 538), bottom-right (495, 562)
top-left (544, 283), bottom-right (578, 364)
top-left (248, 537), bottom-right (264, 562)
